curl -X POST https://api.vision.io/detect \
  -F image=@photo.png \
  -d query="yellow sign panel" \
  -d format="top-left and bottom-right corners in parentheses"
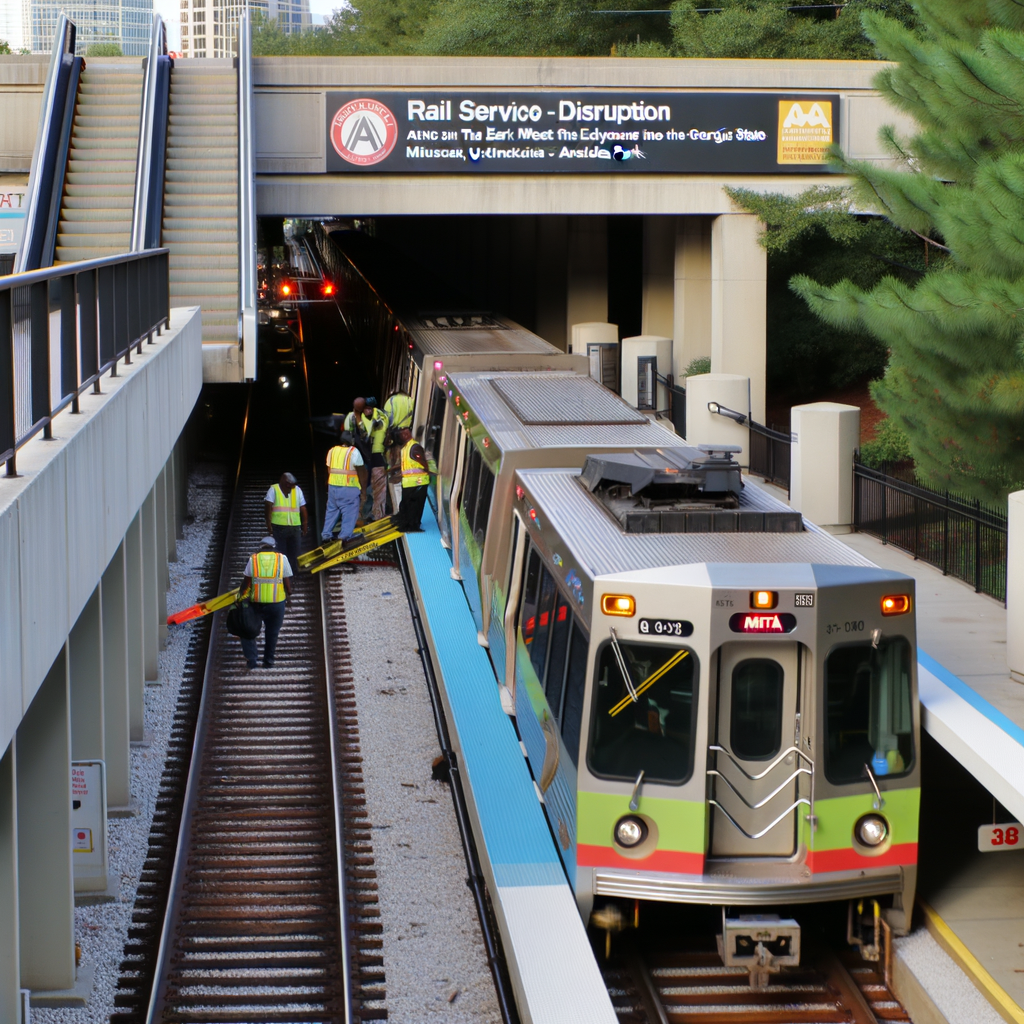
top-left (778, 101), bottom-right (833, 165)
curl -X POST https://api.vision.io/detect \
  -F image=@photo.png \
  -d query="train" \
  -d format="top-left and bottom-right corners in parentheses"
top-left (317, 225), bottom-right (920, 969)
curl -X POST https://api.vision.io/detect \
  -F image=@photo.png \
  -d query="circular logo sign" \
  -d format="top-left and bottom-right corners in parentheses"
top-left (330, 98), bottom-right (398, 167)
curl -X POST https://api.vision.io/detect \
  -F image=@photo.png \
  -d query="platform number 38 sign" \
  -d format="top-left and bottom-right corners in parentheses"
top-left (978, 823), bottom-right (1024, 851)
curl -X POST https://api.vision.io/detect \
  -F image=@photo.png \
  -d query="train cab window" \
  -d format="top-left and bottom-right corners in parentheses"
top-left (560, 621), bottom-right (589, 768)
top-left (824, 637), bottom-right (913, 784)
top-left (543, 595), bottom-right (572, 715)
top-left (530, 566), bottom-right (558, 682)
top-left (588, 640), bottom-right (697, 785)
top-left (459, 441), bottom-right (496, 550)
top-left (730, 659), bottom-right (785, 761)
top-left (425, 384), bottom-right (445, 458)
top-left (461, 442), bottom-right (482, 531)
top-left (519, 549), bottom-right (542, 654)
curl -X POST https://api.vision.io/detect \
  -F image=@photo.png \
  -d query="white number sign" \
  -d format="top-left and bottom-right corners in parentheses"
top-left (978, 823), bottom-right (1024, 851)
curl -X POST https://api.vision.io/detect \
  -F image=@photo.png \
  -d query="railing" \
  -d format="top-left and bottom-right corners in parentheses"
top-left (0, 249), bottom-right (170, 476)
top-left (658, 372), bottom-right (686, 436)
top-left (853, 458), bottom-right (1009, 603)
top-left (707, 401), bottom-right (793, 493)
top-left (131, 14), bottom-right (170, 252)
top-left (237, 6), bottom-right (258, 379)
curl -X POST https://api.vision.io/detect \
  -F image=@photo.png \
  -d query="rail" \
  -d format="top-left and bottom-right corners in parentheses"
top-left (0, 249), bottom-right (170, 477)
top-left (853, 457), bottom-right (1008, 603)
top-left (131, 15), bottom-right (169, 252)
top-left (707, 400), bottom-right (792, 491)
top-left (237, 6), bottom-right (258, 378)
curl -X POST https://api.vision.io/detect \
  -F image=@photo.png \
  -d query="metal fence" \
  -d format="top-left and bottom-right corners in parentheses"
top-left (853, 458), bottom-right (1008, 603)
top-left (749, 421), bottom-right (792, 493)
top-left (0, 249), bottom-right (170, 476)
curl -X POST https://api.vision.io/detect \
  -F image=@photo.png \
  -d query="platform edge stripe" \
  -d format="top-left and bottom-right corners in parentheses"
top-left (919, 650), bottom-right (1024, 748)
top-left (917, 665), bottom-right (1024, 826)
top-left (918, 899), bottom-right (1024, 1024)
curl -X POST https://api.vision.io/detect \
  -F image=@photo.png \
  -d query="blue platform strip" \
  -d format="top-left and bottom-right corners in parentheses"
top-left (403, 514), bottom-right (567, 887)
top-left (919, 649), bottom-right (1024, 750)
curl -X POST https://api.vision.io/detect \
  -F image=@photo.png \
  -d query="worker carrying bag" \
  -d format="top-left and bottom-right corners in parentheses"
top-left (225, 598), bottom-right (261, 640)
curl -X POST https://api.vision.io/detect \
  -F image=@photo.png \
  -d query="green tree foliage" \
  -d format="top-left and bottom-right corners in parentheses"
top-left (792, 0), bottom-right (1024, 500)
top-left (86, 42), bottom-right (123, 56)
top-left (0, 39), bottom-right (12, 55)
top-left (860, 415), bottom-right (913, 467)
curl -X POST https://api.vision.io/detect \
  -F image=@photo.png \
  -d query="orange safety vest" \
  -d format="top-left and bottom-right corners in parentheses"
top-left (401, 439), bottom-right (429, 488)
top-left (270, 484), bottom-right (301, 526)
top-left (248, 551), bottom-right (287, 603)
top-left (327, 446), bottom-right (359, 488)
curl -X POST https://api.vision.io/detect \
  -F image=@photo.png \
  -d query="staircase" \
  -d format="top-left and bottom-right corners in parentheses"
top-left (162, 61), bottom-right (239, 348)
top-left (55, 64), bottom-right (143, 264)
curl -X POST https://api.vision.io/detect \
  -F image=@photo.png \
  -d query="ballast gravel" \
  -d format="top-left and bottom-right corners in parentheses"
top-left (32, 466), bottom-right (226, 1024)
top-left (340, 565), bottom-right (502, 1023)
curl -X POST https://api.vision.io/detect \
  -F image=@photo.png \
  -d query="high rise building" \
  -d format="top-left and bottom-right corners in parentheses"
top-left (0, 1), bottom-right (27, 52)
top-left (178, 0), bottom-right (309, 59)
top-left (24, 0), bottom-right (153, 56)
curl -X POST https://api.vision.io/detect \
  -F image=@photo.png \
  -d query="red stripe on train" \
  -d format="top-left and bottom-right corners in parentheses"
top-left (806, 843), bottom-right (918, 873)
top-left (576, 844), bottom-right (704, 875)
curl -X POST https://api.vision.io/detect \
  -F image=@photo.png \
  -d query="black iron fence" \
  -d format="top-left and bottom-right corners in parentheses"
top-left (749, 421), bottom-right (792, 493)
top-left (853, 457), bottom-right (1008, 603)
top-left (0, 248), bottom-right (170, 476)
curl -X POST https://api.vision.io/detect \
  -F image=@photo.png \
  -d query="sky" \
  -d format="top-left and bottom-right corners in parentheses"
top-left (154, 0), bottom-right (339, 51)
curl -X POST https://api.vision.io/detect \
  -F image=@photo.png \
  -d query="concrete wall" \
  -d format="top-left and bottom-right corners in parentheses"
top-left (0, 56), bottom-right (48, 173)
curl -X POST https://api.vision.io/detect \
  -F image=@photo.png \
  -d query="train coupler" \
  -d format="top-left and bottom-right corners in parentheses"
top-left (718, 912), bottom-right (801, 988)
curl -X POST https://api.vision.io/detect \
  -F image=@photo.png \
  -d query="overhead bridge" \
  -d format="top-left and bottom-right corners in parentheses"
top-left (14, 13), bottom-right (256, 382)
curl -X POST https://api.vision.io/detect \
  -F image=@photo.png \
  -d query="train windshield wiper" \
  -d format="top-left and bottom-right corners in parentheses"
top-left (608, 634), bottom-right (691, 718)
top-left (608, 627), bottom-right (639, 705)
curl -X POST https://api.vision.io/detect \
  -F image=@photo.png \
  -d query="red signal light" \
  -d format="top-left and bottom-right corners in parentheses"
top-left (321, 281), bottom-right (335, 296)
top-left (280, 282), bottom-right (292, 296)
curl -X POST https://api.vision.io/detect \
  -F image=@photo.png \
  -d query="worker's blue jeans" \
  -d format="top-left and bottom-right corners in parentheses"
top-left (240, 600), bottom-right (286, 666)
top-left (322, 485), bottom-right (360, 541)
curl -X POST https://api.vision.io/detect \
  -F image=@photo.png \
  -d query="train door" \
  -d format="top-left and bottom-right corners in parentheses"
top-left (710, 642), bottom-right (802, 858)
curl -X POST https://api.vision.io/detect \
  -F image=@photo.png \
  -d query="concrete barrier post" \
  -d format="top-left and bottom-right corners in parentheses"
top-left (142, 489), bottom-right (159, 683)
top-left (0, 742), bottom-right (19, 1023)
top-left (684, 373), bottom-right (750, 462)
top-left (17, 651), bottom-right (75, 992)
top-left (790, 402), bottom-right (860, 533)
top-left (125, 511), bottom-right (146, 738)
top-left (101, 545), bottom-right (131, 811)
top-left (1008, 491), bottom-right (1024, 682)
top-left (68, 587), bottom-right (104, 763)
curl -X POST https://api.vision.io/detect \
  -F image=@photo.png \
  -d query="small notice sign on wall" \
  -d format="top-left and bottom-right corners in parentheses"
top-left (71, 760), bottom-right (108, 891)
top-left (978, 823), bottom-right (1024, 851)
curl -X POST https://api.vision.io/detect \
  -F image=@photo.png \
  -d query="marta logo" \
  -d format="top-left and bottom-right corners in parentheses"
top-left (330, 98), bottom-right (398, 167)
top-left (782, 101), bottom-right (832, 129)
top-left (777, 99), bottom-right (833, 165)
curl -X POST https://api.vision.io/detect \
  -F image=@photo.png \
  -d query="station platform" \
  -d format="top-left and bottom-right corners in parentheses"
top-left (401, 513), bottom-right (617, 1024)
top-left (837, 531), bottom-right (1024, 1024)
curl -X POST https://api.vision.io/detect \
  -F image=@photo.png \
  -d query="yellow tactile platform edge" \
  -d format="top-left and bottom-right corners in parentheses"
top-left (919, 899), bottom-right (1024, 1024)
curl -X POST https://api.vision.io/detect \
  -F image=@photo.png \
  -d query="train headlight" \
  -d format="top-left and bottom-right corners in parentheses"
top-left (881, 594), bottom-right (911, 616)
top-left (614, 815), bottom-right (648, 849)
top-left (855, 813), bottom-right (889, 847)
top-left (602, 594), bottom-right (635, 617)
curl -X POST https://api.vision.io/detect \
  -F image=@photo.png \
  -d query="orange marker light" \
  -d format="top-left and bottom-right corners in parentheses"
top-left (751, 590), bottom-right (777, 610)
top-left (881, 594), bottom-right (911, 616)
top-left (602, 594), bottom-right (636, 617)
top-left (280, 283), bottom-right (291, 296)
top-left (321, 281), bottom-right (335, 296)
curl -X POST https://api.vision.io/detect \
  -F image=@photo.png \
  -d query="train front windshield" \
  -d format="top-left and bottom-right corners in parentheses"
top-left (588, 640), bottom-right (698, 785)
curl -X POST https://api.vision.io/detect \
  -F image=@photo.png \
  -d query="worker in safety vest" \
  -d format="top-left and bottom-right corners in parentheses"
top-left (240, 536), bottom-right (293, 670)
top-left (395, 426), bottom-right (430, 533)
top-left (264, 472), bottom-right (308, 572)
top-left (383, 391), bottom-right (414, 431)
top-left (344, 397), bottom-right (388, 521)
top-left (322, 432), bottom-right (367, 543)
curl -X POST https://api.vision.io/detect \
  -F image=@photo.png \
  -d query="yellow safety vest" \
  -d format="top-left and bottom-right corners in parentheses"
top-left (270, 484), bottom-right (301, 526)
top-left (345, 409), bottom-right (388, 455)
top-left (249, 551), bottom-right (286, 603)
top-left (385, 393), bottom-right (414, 430)
top-left (401, 439), bottom-right (430, 488)
top-left (327, 446), bottom-right (359, 488)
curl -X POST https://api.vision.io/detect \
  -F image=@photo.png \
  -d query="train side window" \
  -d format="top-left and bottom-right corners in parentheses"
top-left (560, 620), bottom-right (589, 768)
top-left (472, 463), bottom-right (495, 548)
top-left (730, 659), bottom-right (784, 761)
top-left (588, 640), bottom-right (698, 785)
top-left (425, 384), bottom-right (445, 457)
top-left (824, 637), bottom-right (913, 784)
top-left (529, 566), bottom-right (558, 682)
top-left (519, 548), bottom-right (542, 651)
top-left (461, 442), bottom-right (482, 535)
top-left (543, 595), bottom-right (572, 716)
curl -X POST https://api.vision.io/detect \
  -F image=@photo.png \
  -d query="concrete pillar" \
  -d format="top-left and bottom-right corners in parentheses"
top-left (685, 373), bottom-right (751, 462)
top-left (1008, 491), bottom-right (1024, 682)
top-left (17, 650), bottom-right (75, 992)
top-left (165, 453), bottom-right (178, 563)
top-left (175, 436), bottom-right (188, 540)
top-left (711, 213), bottom-right (766, 422)
top-left (0, 742), bottom-right (19, 1023)
top-left (125, 511), bottom-right (146, 738)
top-left (101, 545), bottom-right (131, 810)
top-left (674, 216), bottom-right (712, 380)
top-left (642, 216), bottom-right (675, 341)
top-left (142, 488), bottom-right (159, 683)
top-left (566, 216), bottom-right (607, 344)
top-left (535, 216), bottom-right (567, 349)
top-left (790, 403), bottom-right (860, 532)
top-left (69, 586), bottom-right (104, 763)
top-left (156, 469), bottom-right (169, 647)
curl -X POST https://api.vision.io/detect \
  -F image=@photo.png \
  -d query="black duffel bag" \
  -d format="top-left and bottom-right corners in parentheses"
top-left (225, 598), bottom-right (261, 640)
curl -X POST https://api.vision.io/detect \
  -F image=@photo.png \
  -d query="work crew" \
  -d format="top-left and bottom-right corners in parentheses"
top-left (395, 426), bottom-right (430, 533)
top-left (240, 536), bottom-right (292, 670)
top-left (323, 432), bottom-right (368, 542)
top-left (264, 472), bottom-right (308, 572)
top-left (344, 397), bottom-right (388, 521)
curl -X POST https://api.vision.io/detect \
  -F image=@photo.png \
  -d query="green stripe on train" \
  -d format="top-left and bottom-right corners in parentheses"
top-left (578, 790), bottom-right (706, 852)
top-left (803, 788), bottom-right (920, 850)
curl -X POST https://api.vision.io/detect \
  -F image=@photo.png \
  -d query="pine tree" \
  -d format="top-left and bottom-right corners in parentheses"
top-left (792, 0), bottom-right (1024, 500)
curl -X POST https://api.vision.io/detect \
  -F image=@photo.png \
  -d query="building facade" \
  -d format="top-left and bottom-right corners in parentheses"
top-left (25, 0), bottom-right (152, 55)
top-left (0, 1), bottom-right (27, 52)
top-left (178, 0), bottom-right (309, 58)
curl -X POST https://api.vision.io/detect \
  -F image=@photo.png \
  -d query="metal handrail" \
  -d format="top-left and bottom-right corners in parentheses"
top-left (707, 766), bottom-right (812, 811)
top-left (710, 797), bottom-right (812, 841)
top-left (0, 247), bottom-right (166, 292)
top-left (237, 6), bottom-right (257, 378)
top-left (15, 13), bottom-right (73, 274)
top-left (131, 14), bottom-right (167, 252)
top-left (708, 743), bottom-right (812, 782)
